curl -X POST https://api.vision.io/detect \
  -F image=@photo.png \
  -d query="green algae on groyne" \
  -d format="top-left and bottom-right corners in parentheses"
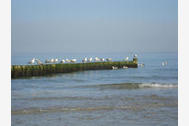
top-left (11, 58), bottom-right (138, 78)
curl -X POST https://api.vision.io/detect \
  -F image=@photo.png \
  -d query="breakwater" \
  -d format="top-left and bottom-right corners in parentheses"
top-left (11, 58), bottom-right (138, 78)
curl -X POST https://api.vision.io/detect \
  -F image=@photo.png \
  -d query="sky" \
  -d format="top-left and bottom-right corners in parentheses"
top-left (11, 0), bottom-right (178, 54)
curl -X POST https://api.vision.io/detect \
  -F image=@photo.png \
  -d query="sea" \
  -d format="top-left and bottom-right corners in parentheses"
top-left (11, 52), bottom-right (178, 126)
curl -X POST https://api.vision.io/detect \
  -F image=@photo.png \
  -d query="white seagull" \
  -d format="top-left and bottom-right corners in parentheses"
top-left (124, 57), bottom-right (129, 61)
top-left (94, 57), bottom-right (100, 62)
top-left (45, 59), bottom-right (50, 64)
top-left (55, 58), bottom-right (59, 63)
top-left (88, 57), bottom-right (93, 62)
top-left (100, 58), bottom-right (105, 62)
top-left (106, 58), bottom-right (112, 62)
top-left (36, 59), bottom-right (43, 65)
top-left (71, 59), bottom-right (77, 63)
top-left (60, 59), bottom-right (65, 64)
top-left (65, 59), bottom-right (71, 63)
top-left (82, 57), bottom-right (88, 63)
top-left (28, 58), bottom-right (35, 64)
top-left (123, 66), bottom-right (128, 69)
top-left (112, 66), bottom-right (118, 70)
top-left (50, 59), bottom-right (54, 63)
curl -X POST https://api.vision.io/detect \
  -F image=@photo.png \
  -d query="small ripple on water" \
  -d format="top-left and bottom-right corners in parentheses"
top-left (12, 101), bottom-right (177, 115)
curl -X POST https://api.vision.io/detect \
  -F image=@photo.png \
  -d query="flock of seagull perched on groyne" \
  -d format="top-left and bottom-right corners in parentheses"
top-left (27, 54), bottom-right (144, 70)
top-left (28, 56), bottom-right (133, 65)
top-left (12, 55), bottom-right (140, 78)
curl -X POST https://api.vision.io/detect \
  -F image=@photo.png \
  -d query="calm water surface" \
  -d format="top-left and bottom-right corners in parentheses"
top-left (11, 52), bottom-right (178, 126)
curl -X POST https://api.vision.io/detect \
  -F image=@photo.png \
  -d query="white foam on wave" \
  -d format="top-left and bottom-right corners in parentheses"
top-left (139, 83), bottom-right (178, 88)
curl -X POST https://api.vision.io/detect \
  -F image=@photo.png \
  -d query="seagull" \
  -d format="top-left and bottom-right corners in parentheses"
top-left (162, 61), bottom-right (168, 66)
top-left (82, 57), bottom-right (88, 63)
top-left (100, 58), bottom-right (105, 62)
top-left (106, 58), bottom-right (112, 62)
top-left (134, 54), bottom-right (138, 57)
top-left (112, 66), bottom-right (118, 70)
top-left (60, 59), bottom-right (65, 64)
top-left (28, 58), bottom-right (35, 64)
top-left (165, 61), bottom-right (168, 65)
top-left (138, 64), bottom-right (145, 67)
top-left (50, 59), bottom-right (54, 63)
top-left (36, 59), bottom-right (43, 65)
top-left (94, 57), bottom-right (100, 62)
top-left (55, 58), bottom-right (59, 63)
top-left (162, 62), bottom-right (165, 66)
top-left (65, 59), bottom-right (71, 63)
top-left (123, 66), bottom-right (128, 69)
top-left (45, 59), bottom-right (50, 64)
top-left (125, 57), bottom-right (129, 61)
top-left (71, 59), bottom-right (77, 63)
top-left (88, 57), bottom-right (93, 62)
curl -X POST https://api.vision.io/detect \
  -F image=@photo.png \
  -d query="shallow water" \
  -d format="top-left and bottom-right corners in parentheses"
top-left (11, 52), bottom-right (178, 126)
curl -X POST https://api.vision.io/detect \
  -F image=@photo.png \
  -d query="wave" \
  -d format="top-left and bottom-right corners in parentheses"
top-left (138, 83), bottom-right (177, 88)
top-left (76, 83), bottom-right (178, 90)
top-left (12, 96), bottom-right (104, 101)
top-left (131, 75), bottom-right (178, 80)
top-left (12, 106), bottom-right (115, 115)
top-left (10, 105), bottom-right (151, 115)
top-left (12, 102), bottom-right (177, 115)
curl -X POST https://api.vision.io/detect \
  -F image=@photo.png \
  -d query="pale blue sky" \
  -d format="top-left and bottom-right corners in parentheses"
top-left (12, 0), bottom-right (178, 53)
